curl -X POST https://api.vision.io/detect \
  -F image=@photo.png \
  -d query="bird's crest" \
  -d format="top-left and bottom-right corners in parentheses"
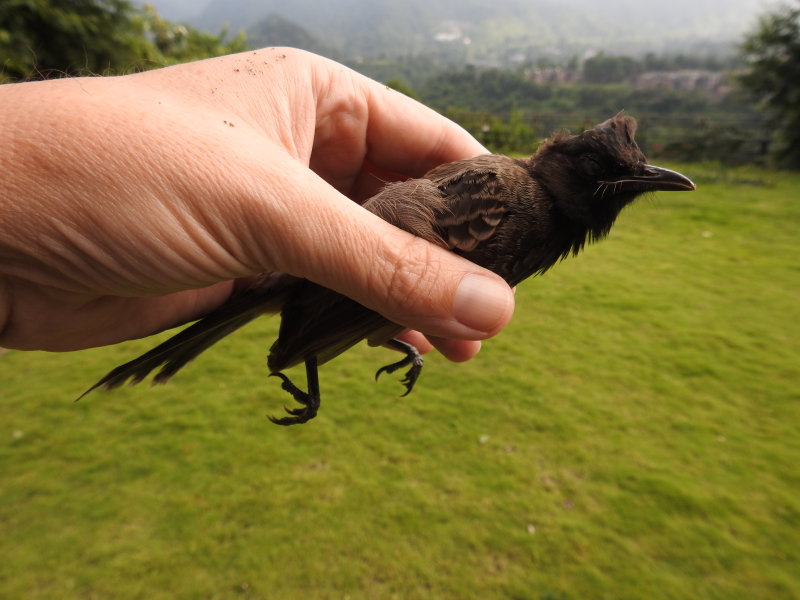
top-left (536, 111), bottom-right (643, 167)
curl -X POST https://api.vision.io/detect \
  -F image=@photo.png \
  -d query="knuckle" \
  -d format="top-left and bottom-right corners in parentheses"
top-left (371, 236), bottom-right (443, 314)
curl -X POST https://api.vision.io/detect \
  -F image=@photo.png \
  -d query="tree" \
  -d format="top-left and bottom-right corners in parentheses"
top-left (384, 78), bottom-right (419, 101)
top-left (0, 1), bottom-right (246, 82)
top-left (582, 53), bottom-right (642, 84)
top-left (738, 1), bottom-right (800, 168)
top-left (0, 0), bottom-right (149, 80)
top-left (139, 4), bottom-right (246, 66)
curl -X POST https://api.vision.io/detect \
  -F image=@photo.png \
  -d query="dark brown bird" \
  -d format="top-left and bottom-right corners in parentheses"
top-left (80, 113), bottom-right (695, 424)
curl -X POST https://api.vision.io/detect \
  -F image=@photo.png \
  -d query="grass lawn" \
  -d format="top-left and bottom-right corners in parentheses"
top-left (1, 163), bottom-right (798, 599)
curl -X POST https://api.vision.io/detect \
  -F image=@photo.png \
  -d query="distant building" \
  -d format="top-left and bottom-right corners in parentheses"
top-left (523, 67), bottom-right (581, 85)
top-left (632, 70), bottom-right (732, 101)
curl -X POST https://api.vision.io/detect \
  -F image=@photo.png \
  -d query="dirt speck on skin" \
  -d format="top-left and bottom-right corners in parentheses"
top-left (223, 120), bottom-right (235, 128)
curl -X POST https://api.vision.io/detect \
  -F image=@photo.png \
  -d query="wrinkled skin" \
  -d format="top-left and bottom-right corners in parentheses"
top-left (0, 48), bottom-right (515, 356)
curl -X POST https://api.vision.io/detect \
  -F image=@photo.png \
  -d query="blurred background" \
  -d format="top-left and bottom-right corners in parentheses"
top-left (1, 1), bottom-right (798, 598)
top-left (3, 0), bottom-right (800, 167)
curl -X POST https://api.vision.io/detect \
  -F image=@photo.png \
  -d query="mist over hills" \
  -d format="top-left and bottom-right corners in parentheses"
top-left (144, 0), bottom-right (766, 64)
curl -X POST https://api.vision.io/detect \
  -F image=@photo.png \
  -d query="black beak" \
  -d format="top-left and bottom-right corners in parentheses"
top-left (603, 164), bottom-right (696, 192)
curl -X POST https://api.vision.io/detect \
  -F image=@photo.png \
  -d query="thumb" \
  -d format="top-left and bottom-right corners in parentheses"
top-left (258, 161), bottom-right (516, 341)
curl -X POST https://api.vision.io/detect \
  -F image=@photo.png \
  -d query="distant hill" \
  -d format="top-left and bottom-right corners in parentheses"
top-left (247, 14), bottom-right (338, 58)
top-left (187, 0), bottom-right (765, 64)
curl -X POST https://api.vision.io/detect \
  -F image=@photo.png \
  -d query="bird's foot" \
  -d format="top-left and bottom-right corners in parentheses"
top-left (268, 357), bottom-right (321, 426)
top-left (375, 339), bottom-right (424, 397)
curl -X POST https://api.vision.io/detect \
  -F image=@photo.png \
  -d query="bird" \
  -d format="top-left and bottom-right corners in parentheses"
top-left (79, 112), bottom-right (695, 425)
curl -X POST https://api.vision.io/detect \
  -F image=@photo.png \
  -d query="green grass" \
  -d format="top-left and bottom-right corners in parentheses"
top-left (2, 164), bottom-right (798, 599)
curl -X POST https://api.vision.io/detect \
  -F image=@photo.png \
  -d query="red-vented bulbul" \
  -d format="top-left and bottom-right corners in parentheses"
top-left (80, 112), bottom-right (695, 425)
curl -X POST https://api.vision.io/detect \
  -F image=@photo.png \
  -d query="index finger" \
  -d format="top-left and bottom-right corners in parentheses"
top-left (360, 77), bottom-right (489, 177)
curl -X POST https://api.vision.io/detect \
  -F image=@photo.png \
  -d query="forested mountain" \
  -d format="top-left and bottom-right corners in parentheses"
top-left (184, 0), bottom-right (764, 64)
top-left (131, 0), bottom-right (776, 166)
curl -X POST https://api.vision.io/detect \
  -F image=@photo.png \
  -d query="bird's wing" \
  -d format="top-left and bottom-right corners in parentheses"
top-left (426, 160), bottom-right (512, 253)
top-left (364, 155), bottom-right (521, 255)
top-left (426, 156), bottom-right (555, 285)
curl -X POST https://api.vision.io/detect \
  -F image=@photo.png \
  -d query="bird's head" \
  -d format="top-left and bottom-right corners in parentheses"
top-left (529, 112), bottom-right (695, 239)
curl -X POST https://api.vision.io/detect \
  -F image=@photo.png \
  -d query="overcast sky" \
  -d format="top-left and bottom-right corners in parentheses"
top-left (137, 0), bottom-right (770, 51)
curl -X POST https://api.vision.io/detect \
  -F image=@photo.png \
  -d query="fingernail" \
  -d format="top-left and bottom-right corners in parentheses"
top-left (452, 273), bottom-right (514, 334)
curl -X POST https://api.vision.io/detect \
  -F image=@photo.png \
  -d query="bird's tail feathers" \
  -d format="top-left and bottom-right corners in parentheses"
top-left (77, 306), bottom-right (262, 400)
top-left (78, 274), bottom-right (300, 400)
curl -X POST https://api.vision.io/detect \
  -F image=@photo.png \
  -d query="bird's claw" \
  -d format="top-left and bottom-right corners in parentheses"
top-left (398, 371), bottom-right (420, 397)
top-left (375, 340), bottom-right (423, 397)
top-left (268, 371), bottom-right (319, 426)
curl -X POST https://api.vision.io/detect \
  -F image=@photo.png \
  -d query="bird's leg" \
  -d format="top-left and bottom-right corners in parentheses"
top-left (268, 357), bottom-right (321, 426)
top-left (375, 339), bottom-right (424, 397)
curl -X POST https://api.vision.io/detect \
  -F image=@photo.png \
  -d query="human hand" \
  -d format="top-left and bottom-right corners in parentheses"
top-left (0, 48), bottom-right (514, 356)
